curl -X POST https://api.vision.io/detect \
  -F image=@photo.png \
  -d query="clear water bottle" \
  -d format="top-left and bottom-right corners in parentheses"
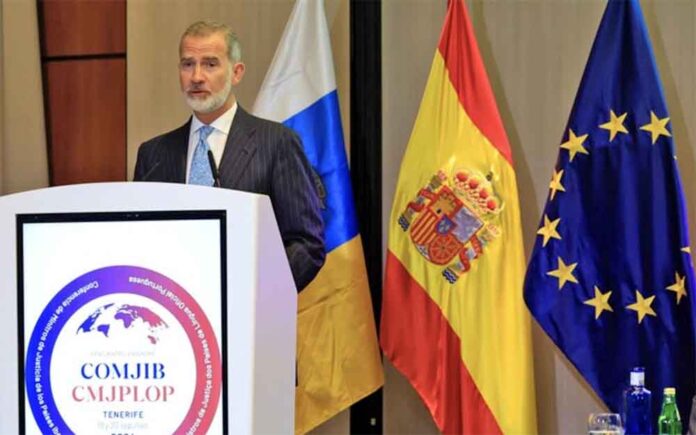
top-left (623, 367), bottom-right (652, 434)
top-left (658, 387), bottom-right (682, 435)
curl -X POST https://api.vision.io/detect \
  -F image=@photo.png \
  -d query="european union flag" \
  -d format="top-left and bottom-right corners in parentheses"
top-left (524, 0), bottom-right (696, 425)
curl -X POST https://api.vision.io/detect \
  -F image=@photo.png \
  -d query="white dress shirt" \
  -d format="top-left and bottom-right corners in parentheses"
top-left (186, 103), bottom-right (237, 182)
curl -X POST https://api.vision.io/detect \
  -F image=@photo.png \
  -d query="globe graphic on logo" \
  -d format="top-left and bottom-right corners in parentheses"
top-left (76, 302), bottom-right (169, 344)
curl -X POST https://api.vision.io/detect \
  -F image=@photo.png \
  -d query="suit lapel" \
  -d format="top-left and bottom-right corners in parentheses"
top-left (169, 119), bottom-right (191, 183)
top-left (219, 106), bottom-right (258, 188)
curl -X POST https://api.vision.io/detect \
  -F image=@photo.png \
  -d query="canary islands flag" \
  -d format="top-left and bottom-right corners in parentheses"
top-left (253, 0), bottom-right (383, 433)
top-left (381, 0), bottom-right (537, 433)
top-left (524, 0), bottom-right (696, 424)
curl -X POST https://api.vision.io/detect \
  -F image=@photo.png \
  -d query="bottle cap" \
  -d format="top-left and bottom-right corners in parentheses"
top-left (630, 367), bottom-right (645, 386)
top-left (664, 387), bottom-right (676, 395)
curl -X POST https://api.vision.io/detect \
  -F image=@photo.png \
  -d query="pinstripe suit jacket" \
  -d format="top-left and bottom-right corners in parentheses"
top-left (133, 106), bottom-right (325, 291)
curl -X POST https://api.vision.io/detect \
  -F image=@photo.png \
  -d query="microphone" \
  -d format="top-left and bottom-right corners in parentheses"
top-left (137, 160), bottom-right (161, 181)
top-left (207, 150), bottom-right (221, 187)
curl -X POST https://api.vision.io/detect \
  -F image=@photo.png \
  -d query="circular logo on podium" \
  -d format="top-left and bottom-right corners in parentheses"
top-left (25, 266), bottom-right (222, 434)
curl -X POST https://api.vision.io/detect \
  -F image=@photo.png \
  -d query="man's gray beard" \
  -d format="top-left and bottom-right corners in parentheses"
top-left (184, 78), bottom-right (233, 114)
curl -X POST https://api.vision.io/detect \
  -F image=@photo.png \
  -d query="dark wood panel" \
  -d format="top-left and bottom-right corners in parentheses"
top-left (45, 59), bottom-right (126, 184)
top-left (39, 0), bottom-right (126, 57)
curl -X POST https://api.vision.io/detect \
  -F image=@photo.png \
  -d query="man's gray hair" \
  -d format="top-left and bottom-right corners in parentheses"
top-left (180, 20), bottom-right (242, 63)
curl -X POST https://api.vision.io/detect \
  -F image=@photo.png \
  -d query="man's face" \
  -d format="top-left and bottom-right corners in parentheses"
top-left (179, 33), bottom-right (244, 115)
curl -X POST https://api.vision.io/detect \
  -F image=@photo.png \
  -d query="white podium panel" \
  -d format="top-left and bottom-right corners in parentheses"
top-left (0, 182), bottom-right (296, 434)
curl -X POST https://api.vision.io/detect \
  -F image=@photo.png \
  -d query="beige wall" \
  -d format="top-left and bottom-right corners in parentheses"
top-left (383, 0), bottom-right (696, 433)
top-left (1, 0), bottom-right (48, 194)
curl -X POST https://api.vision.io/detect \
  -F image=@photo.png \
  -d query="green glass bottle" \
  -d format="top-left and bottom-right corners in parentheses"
top-left (658, 387), bottom-right (682, 435)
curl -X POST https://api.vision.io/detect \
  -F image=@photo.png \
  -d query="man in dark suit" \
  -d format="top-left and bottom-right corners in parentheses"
top-left (134, 21), bottom-right (325, 291)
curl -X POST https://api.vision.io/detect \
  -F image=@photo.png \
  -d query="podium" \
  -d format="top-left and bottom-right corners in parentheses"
top-left (0, 182), bottom-right (296, 434)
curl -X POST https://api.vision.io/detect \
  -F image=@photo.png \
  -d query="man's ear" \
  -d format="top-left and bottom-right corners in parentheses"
top-left (231, 62), bottom-right (245, 85)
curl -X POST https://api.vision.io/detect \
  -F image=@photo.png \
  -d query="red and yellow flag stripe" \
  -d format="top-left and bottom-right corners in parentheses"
top-left (381, 1), bottom-right (537, 433)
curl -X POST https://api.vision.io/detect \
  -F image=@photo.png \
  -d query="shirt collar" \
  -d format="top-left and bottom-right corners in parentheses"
top-left (190, 102), bottom-right (238, 135)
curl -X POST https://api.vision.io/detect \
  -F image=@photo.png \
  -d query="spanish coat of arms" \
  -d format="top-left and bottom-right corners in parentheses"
top-left (398, 169), bottom-right (503, 283)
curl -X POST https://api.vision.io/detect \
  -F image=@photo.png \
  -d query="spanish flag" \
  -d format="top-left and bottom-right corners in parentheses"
top-left (381, 1), bottom-right (537, 433)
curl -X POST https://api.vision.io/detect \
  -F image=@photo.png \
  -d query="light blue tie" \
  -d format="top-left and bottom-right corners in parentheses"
top-left (189, 125), bottom-right (215, 185)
